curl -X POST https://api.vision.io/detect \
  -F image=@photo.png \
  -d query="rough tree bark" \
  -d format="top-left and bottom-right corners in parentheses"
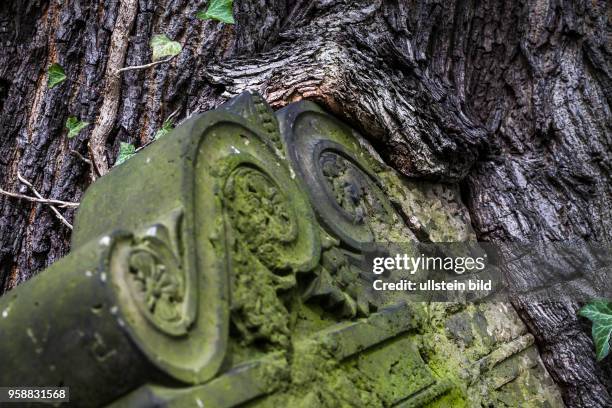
top-left (0, 1), bottom-right (610, 407)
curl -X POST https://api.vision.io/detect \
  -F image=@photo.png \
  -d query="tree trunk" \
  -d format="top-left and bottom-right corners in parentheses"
top-left (0, 1), bottom-right (610, 406)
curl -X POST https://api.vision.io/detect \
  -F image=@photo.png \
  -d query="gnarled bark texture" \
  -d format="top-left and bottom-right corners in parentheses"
top-left (0, 1), bottom-right (610, 406)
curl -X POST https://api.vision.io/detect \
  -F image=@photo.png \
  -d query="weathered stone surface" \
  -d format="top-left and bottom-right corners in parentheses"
top-left (0, 92), bottom-right (564, 407)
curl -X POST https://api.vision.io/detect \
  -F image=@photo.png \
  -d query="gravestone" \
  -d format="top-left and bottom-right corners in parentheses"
top-left (0, 92), bottom-right (563, 407)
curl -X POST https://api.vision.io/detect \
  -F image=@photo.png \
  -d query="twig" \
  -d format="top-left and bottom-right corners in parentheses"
top-left (70, 149), bottom-right (92, 165)
top-left (0, 187), bottom-right (79, 208)
top-left (117, 56), bottom-right (175, 73)
top-left (135, 140), bottom-right (154, 153)
top-left (87, 143), bottom-right (102, 181)
top-left (167, 106), bottom-right (181, 121)
top-left (16, 172), bottom-right (77, 230)
top-left (16, 173), bottom-right (79, 208)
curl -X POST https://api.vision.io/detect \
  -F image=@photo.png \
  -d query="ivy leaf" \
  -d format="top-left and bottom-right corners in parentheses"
top-left (115, 142), bottom-right (136, 166)
top-left (150, 34), bottom-right (182, 61)
top-left (196, 0), bottom-right (235, 24)
top-left (65, 117), bottom-right (89, 139)
top-left (48, 63), bottom-right (67, 89)
top-left (153, 118), bottom-right (174, 140)
top-left (579, 300), bottom-right (612, 361)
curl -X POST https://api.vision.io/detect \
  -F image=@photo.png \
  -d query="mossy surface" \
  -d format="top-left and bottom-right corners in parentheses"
top-left (5, 92), bottom-right (564, 407)
top-left (228, 100), bottom-right (564, 408)
top-left (216, 99), bottom-right (564, 407)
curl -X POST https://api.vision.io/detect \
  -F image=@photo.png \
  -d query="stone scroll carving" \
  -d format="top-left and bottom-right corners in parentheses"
top-left (113, 215), bottom-right (191, 337)
top-left (0, 92), bottom-right (563, 408)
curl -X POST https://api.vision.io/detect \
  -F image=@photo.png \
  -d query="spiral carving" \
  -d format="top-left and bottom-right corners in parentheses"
top-left (210, 123), bottom-right (319, 347)
top-left (277, 105), bottom-right (417, 317)
top-left (223, 165), bottom-right (298, 270)
top-left (319, 150), bottom-right (394, 231)
top-left (126, 236), bottom-right (186, 336)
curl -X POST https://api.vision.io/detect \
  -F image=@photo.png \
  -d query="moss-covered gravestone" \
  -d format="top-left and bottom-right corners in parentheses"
top-left (0, 93), bottom-right (563, 407)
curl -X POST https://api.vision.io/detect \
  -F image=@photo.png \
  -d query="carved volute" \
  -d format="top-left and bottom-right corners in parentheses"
top-left (0, 92), bottom-right (563, 408)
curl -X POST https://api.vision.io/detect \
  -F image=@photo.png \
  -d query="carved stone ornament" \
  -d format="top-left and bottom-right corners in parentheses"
top-left (0, 92), bottom-right (564, 408)
top-left (115, 222), bottom-right (190, 337)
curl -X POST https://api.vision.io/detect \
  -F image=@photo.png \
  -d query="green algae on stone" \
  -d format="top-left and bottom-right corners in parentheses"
top-left (0, 92), bottom-right (565, 408)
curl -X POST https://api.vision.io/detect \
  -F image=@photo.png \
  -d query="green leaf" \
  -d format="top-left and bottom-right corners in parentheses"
top-left (150, 34), bottom-right (182, 61)
top-left (153, 118), bottom-right (174, 140)
top-left (48, 63), bottom-right (67, 89)
top-left (579, 300), bottom-right (612, 361)
top-left (65, 117), bottom-right (89, 139)
top-left (115, 142), bottom-right (136, 166)
top-left (196, 0), bottom-right (235, 24)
